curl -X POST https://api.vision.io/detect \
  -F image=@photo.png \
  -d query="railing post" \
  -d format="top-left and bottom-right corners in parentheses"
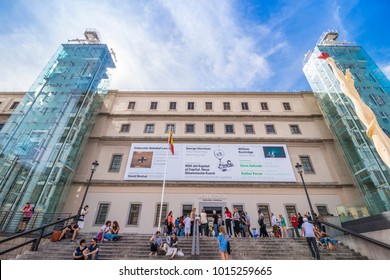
top-left (31, 227), bottom-right (45, 251)
top-left (191, 218), bottom-right (200, 256)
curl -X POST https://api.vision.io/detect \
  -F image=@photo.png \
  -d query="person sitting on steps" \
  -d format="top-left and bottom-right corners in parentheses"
top-left (58, 221), bottom-right (80, 242)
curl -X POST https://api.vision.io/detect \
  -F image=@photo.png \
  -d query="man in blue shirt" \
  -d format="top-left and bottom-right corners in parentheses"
top-left (302, 218), bottom-right (320, 260)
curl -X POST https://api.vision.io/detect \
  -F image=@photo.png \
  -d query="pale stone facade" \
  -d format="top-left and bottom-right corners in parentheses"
top-left (0, 90), bottom-right (362, 234)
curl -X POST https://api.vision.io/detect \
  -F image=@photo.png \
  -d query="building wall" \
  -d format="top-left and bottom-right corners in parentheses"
top-left (60, 90), bottom-right (361, 234)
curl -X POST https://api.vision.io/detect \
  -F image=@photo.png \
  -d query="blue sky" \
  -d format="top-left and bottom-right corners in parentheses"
top-left (0, 0), bottom-right (389, 92)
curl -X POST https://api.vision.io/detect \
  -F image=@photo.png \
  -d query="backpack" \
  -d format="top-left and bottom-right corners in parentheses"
top-left (31, 206), bottom-right (35, 214)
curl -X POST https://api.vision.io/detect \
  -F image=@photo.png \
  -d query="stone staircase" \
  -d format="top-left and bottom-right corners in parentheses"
top-left (14, 233), bottom-right (368, 260)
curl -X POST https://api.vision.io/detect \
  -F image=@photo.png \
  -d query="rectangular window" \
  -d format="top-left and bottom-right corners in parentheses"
top-left (10, 102), bottom-right (19, 110)
top-left (299, 156), bottom-right (315, 174)
top-left (165, 123), bottom-right (176, 134)
top-left (0, 124), bottom-right (4, 131)
top-left (169, 102), bottom-right (177, 110)
top-left (154, 203), bottom-right (168, 227)
top-left (186, 124), bottom-right (195, 133)
top-left (128, 102), bottom-right (136, 110)
top-left (316, 205), bottom-right (329, 216)
top-left (108, 154), bottom-right (123, 172)
top-left (283, 102), bottom-right (292, 111)
top-left (289, 124), bottom-right (301, 134)
top-left (182, 204), bottom-right (193, 217)
top-left (225, 124), bottom-right (234, 134)
top-left (223, 102), bottom-right (231, 110)
top-left (257, 204), bottom-right (271, 227)
top-left (144, 124), bottom-right (155, 133)
top-left (244, 124), bottom-right (254, 134)
top-left (369, 94), bottom-right (386, 106)
top-left (120, 124), bottom-right (130, 133)
top-left (187, 102), bottom-right (195, 110)
top-left (127, 203), bottom-right (142, 226)
top-left (265, 124), bottom-right (276, 134)
top-left (205, 124), bottom-right (214, 133)
top-left (285, 205), bottom-right (297, 227)
top-left (94, 203), bottom-right (110, 225)
top-left (241, 102), bottom-right (249, 110)
top-left (150, 102), bottom-right (158, 110)
top-left (205, 102), bottom-right (213, 110)
top-left (260, 102), bottom-right (269, 110)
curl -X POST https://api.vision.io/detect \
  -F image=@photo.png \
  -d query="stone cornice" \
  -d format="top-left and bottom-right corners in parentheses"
top-left (73, 179), bottom-right (354, 189)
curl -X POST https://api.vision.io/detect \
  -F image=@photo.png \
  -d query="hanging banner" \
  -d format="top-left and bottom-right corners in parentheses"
top-left (123, 143), bottom-right (296, 182)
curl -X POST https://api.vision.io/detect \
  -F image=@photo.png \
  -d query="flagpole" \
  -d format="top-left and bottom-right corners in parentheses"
top-left (157, 132), bottom-right (171, 232)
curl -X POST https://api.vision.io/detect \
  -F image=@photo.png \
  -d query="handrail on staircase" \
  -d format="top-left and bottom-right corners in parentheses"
top-left (0, 215), bottom-right (77, 256)
top-left (191, 218), bottom-right (200, 256)
top-left (316, 219), bottom-right (390, 250)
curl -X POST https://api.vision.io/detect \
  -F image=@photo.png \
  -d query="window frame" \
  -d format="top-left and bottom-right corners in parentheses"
top-left (205, 102), bottom-right (213, 110)
top-left (244, 124), bottom-right (255, 134)
top-left (10, 102), bottom-right (19, 110)
top-left (165, 123), bottom-right (176, 134)
top-left (283, 102), bottom-right (292, 111)
top-left (169, 102), bottom-right (177, 110)
top-left (260, 102), bottom-right (269, 111)
top-left (94, 202), bottom-right (110, 226)
top-left (185, 124), bottom-right (195, 133)
top-left (154, 203), bottom-right (168, 227)
top-left (265, 124), bottom-right (276, 134)
top-left (289, 124), bottom-right (301, 134)
top-left (187, 102), bottom-right (195, 110)
top-left (223, 102), bottom-right (231, 111)
top-left (120, 124), bottom-right (130, 133)
top-left (108, 154), bottom-right (123, 172)
top-left (299, 155), bottom-right (315, 174)
top-left (205, 124), bottom-right (215, 134)
top-left (127, 101), bottom-right (136, 110)
top-left (127, 203), bottom-right (142, 226)
top-left (150, 101), bottom-right (158, 110)
top-left (241, 102), bottom-right (249, 111)
top-left (225, 124), bottom-right (235, 134)
top-left (144, 123), bottom-right (155, 133)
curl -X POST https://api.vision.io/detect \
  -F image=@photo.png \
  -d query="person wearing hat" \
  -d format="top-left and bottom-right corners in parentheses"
top-left (302, 217), bottom-right (320, 260)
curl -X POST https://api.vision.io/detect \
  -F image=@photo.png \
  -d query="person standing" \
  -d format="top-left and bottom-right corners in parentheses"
top-left (224, 207), bottom-right (233, 237)
top-left (183, 215), bottom-right (191, 238)
top-left (200, 209), bottom-right (208, 237)
top-left (212, 210), bottom-right (219, 237)
top-left (245, 211), bottom-right (253, 237)
top-left (291, 213), bottom-right (300, 238)
top-left (271, 213), bottom-right (278, 237)
top-left (279, 214), bottom-right (288, 238)
top-left (77, 205), bottom-right (89, 229)
top-left (217, 226), bottom-right (229, 260)
top-left (166, 211), bottom-right (174, 236)
top-left (302, 218), bottom-right (320, 260)
top-left (233, 208), bottom-right (241, 237)
top-left (298, 213), bottom-right (304, 232)
top-left (19, 202), bottom-right (34, 232)
top-left (190, 208), bottom-right (196, 236)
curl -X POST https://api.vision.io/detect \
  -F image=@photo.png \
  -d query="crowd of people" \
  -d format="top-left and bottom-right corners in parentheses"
top-left (154, 209), bottom-right (337, 260)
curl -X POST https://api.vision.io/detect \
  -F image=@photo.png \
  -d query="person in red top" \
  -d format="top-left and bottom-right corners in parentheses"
top-left (19, 202), bottom-right (34, 232)
top-left (224, 207), bottom-right (233, 237)
top-left (291, 213), bottom-right (300, 238)
top-left (167, 211), bottom-right (174, 236)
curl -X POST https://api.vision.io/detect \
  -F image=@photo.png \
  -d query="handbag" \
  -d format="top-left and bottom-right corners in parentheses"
top-left (227, 241), bottom-right (231, 255)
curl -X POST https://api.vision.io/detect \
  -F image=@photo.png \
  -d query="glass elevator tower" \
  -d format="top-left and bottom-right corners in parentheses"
top-left (303, 31), bottom-right (390, 216)
top-left (0, 29), bottom-right (115, 231)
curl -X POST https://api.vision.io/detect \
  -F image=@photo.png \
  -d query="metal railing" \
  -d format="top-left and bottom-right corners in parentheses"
top-left (0, 214), bottom-right (76, 256)
top-left (317, 219), bottom-right (390, 250)
top-left (0, 210), bottom-right (72, 233)
top-left (191, 218), bottom-right (200, 256)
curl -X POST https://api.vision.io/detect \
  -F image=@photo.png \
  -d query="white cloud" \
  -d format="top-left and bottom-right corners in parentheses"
top-left (0, 0), bottom-right (278, 91)
top-left (380, 64), bottom-right (390, 80)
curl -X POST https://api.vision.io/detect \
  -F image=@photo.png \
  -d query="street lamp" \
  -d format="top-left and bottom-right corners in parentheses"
top-left (76, 160), bottom-right (99, 221)
top-left (295, 162), bottom-right (315, 219)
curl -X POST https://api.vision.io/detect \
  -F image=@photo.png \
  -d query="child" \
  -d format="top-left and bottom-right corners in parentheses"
top-left (253, 228), bottom-right (259, 237)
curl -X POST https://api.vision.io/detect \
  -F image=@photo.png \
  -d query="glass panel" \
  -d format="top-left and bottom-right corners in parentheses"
top-left (127, 203), bottom-right (142, 225)
top-left (154, 203), bottom-right (168, 227)
top-left (109, 155), bottom-right (122, 172)
top-left (95, 203), bottom-right (110, 225)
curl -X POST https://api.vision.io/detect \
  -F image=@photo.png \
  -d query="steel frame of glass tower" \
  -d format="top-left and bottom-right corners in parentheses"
top-left (0, 31), bottom-right (115, 231)
top-left (303, 32), bottom-right (390, 216)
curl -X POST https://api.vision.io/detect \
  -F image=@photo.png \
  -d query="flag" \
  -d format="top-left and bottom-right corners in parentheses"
top-left (168, 128), bottom-right (174, 155)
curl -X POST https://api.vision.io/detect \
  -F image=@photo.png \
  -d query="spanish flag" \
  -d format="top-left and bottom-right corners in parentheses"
top-left (168, 128), bottom-right (174, 155)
